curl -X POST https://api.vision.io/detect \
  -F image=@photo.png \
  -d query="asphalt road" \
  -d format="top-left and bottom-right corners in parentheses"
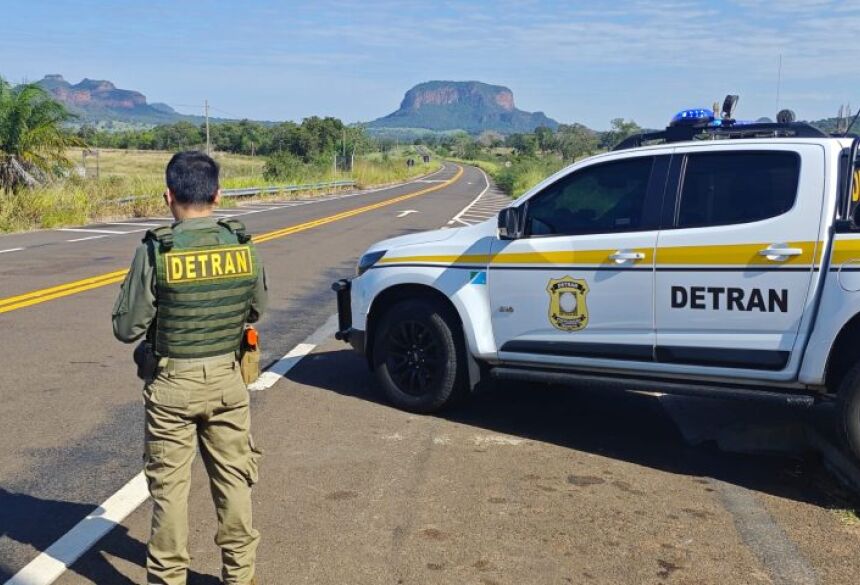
top-left (1, 163), bottom-right (859, 585)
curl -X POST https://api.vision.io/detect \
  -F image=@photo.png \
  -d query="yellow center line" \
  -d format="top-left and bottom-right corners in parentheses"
top-left (0, 165), bottom-right (464, 315)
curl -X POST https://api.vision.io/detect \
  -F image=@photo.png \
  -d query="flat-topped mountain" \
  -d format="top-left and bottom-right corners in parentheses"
top-left (368, 81), bottom-right (559, 134)
top-left (34, 74), bottom-right (181, 125)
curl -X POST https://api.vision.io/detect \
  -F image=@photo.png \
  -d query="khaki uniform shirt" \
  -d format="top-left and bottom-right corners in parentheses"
top-left (112, 216), bottom-right (268, 344)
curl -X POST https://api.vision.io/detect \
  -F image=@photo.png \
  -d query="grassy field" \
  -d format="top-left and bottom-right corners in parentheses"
top-left (0, 148), bottom-right (441, 232)
top-left (448, 155), bottom-right (565, 198)
top-left (75, 148), bottom-right (265, 184)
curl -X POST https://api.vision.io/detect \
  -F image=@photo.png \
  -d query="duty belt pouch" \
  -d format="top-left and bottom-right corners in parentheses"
top-left (239, 327), bottom-right (261, 385)
top-left (133, 341), bottom-right (159, 382)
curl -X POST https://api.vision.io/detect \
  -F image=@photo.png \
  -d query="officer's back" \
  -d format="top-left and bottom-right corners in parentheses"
top-left (112, 151), bottom-right (266, 585)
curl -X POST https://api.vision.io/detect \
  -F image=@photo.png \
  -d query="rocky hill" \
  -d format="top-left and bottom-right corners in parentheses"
top-left (34, 75), bottom-right (183, 126)
top-left (368, 81), bottom-right (559, 134)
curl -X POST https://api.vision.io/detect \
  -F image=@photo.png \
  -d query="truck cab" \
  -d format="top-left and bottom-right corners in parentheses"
top-left (333, 109), bottom-right (860, 462)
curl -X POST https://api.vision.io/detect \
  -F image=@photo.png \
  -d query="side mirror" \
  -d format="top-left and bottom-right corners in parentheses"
top-left (498, 207), bottom-right (524, 240)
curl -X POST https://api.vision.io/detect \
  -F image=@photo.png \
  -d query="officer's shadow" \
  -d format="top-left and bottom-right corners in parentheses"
top-left (0, 488), bottom-right (219, 584)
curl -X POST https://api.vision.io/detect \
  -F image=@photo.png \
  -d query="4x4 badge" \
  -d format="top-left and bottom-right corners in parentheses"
top-left (547, 276), bottom-right (589, 332)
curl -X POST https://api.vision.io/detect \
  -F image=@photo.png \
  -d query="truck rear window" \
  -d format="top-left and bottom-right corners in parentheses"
top-left (677, 151), bottom-right (800, 228)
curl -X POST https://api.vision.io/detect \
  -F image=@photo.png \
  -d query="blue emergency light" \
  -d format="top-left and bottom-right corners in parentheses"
top-left (670, 108), bottom-right (715, 126)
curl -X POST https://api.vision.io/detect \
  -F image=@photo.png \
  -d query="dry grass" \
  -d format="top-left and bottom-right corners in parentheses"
top-left (73, 148), bottom-right (265, 185)
top-left (353, 157), bottom-right (441, 188)
top-left (0, 149), bottom-right (441, 232)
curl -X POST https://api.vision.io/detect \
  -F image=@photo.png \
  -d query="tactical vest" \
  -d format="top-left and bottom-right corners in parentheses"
top-left (146, 219), bottom-right (259, 359)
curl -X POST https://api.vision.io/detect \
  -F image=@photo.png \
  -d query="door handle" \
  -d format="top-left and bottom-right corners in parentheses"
top-left (609, 250), bottom-right (645, 264)
top-left (758, 245), bottom-right (802, 261)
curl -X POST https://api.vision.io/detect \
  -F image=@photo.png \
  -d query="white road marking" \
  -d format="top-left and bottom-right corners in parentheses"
top-left (450, 169), bottom-right (492, 226)
top-left (396, 210), bottom-right (419, 218)
top-left (66, 235), bottom-right (109, 243)
top-left (8, 315), bottom-right (339, 585)
top-left (3, 166), bottom-right (453, 254)
top-left (57, 228), bottom-right (130, 235)
top-left (473, 434), bottom-right (526, 446)
top-left (248, 314), bottom-right (339, 391)
top-left (101, 222), bottom-right (162, 228)
top-left (5, 165), bottom-right (462, 584)
top-left (3, 473), bottom-right (149, 585)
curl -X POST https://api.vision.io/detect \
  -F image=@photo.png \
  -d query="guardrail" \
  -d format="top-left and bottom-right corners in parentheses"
top-left (115, 179), bottom-right (356, 204)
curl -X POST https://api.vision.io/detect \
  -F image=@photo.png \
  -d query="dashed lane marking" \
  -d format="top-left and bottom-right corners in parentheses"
top-left (66, 235), bottom-right (109, 243)
top-left (100, 221), bottom-right (161, 228)
top-left (0, 165), bottom-right (452, 254)
top-left (0, 247), bottom-right (24, 254)
top-left (0, 166), bottom-right (464, 314)
top-left (57, 228), bottom-right (137, 235)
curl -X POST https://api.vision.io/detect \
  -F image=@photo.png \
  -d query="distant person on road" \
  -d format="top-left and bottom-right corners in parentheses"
top-left (112, 151), bottom-right (267, 585)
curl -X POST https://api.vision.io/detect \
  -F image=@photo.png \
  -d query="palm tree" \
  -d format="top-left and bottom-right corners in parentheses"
top-left (0, 76), bottom-right (84, 193)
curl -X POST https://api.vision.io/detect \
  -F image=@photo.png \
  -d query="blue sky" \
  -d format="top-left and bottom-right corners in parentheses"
top-left (2, 0), bottom-right (859, 129)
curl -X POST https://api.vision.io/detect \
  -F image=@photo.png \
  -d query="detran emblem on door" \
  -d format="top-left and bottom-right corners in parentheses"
top-left (547, 276), bottom-right (590, 332)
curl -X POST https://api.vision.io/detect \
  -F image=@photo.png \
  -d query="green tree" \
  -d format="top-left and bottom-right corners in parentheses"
top-left (555, 123), bottom-right (599, 161)
top-left (601, 118), bottom-right (642, 149)
top-left (506, 133), bottom-right (537, 157)
top-left (534, 126), bottom-right (555, 152)
top-left (0, 77), bottom-right (83, 193)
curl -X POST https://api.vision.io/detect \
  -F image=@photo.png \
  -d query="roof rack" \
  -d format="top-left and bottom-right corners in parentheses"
top-left (613, 121), bottom-right (829, 151)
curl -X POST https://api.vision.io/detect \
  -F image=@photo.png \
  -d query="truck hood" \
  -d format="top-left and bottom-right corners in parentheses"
top-left (367, 219), bottom-right (498, 255)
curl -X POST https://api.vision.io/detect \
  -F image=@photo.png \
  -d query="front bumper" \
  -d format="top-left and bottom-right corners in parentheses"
top-left (331, 278), bottom-right (366, 355)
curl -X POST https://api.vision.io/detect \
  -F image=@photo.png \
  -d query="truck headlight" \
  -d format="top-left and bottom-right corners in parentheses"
top-left (357, 250), bottom-right (386, 276)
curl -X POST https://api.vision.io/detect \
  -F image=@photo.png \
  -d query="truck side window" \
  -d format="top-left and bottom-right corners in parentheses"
top-left (526, 157), bottom-right (654, 237)
top-left (677, 152), bottom-right (800, 228)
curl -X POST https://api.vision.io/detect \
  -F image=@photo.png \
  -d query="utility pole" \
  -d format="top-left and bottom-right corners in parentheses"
top-left (776, 54), bottom-right (782, 113)
top-left (204, 99), bottom-right (211, 156)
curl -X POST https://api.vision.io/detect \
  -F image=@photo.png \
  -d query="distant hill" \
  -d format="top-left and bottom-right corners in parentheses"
top-left (33, 75), bottom-right (186, 126)
top-left (367, 81), bottom-right (559, 135)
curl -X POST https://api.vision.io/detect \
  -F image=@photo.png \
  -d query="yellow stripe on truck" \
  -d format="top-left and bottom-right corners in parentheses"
top-left (655, 241), bottom-right (815, 266)
top-left (831, 237), bottom-right (860, 265)
top-left (380, 242), bottom-right (818, 268)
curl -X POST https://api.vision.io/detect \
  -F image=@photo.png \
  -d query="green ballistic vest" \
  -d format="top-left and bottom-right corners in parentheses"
top-left (147, 219), bottom-right (259, 359)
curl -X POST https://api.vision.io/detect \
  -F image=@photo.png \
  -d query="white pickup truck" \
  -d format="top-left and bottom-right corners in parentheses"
top-left (333, 107), bottom-right (860, 461)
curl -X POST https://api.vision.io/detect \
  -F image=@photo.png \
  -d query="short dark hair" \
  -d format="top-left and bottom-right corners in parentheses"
top-left (165, 151), bottom-right (220, 206)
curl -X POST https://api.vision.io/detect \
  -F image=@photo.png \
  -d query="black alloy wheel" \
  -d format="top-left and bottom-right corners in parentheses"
top-left (373, 298), bottom-right (467, 413)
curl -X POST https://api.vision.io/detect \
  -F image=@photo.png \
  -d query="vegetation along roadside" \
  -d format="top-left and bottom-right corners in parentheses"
top-left (0, 76), bottom-right (440, 232)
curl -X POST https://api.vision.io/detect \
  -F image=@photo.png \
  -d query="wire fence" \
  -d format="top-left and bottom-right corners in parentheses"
top-left (115, 179), bottom-right (356, 204)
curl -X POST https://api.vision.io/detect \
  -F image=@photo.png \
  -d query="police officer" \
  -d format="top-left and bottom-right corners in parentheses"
top-left (112, 151), bottom-right (266, 585)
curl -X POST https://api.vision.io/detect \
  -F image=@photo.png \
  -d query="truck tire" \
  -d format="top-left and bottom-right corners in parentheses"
top-left (373, 298), bottom-right (466, 413)
top-left (837, 361), bottom-right (860, 461)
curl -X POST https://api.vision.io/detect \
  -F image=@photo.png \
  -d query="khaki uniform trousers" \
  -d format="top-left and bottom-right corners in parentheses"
top-left (143, 352), bottom-right (261, 585)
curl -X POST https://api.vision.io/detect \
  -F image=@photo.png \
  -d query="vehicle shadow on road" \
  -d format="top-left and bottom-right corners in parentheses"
top-left (289, 348), bottom-right (857, 508)
top-left (0, 488), bottom-right (219, 584)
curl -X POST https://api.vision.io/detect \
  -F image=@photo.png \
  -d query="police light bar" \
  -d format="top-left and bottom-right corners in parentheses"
top-left (670, 108), bottom-right (715, 127)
